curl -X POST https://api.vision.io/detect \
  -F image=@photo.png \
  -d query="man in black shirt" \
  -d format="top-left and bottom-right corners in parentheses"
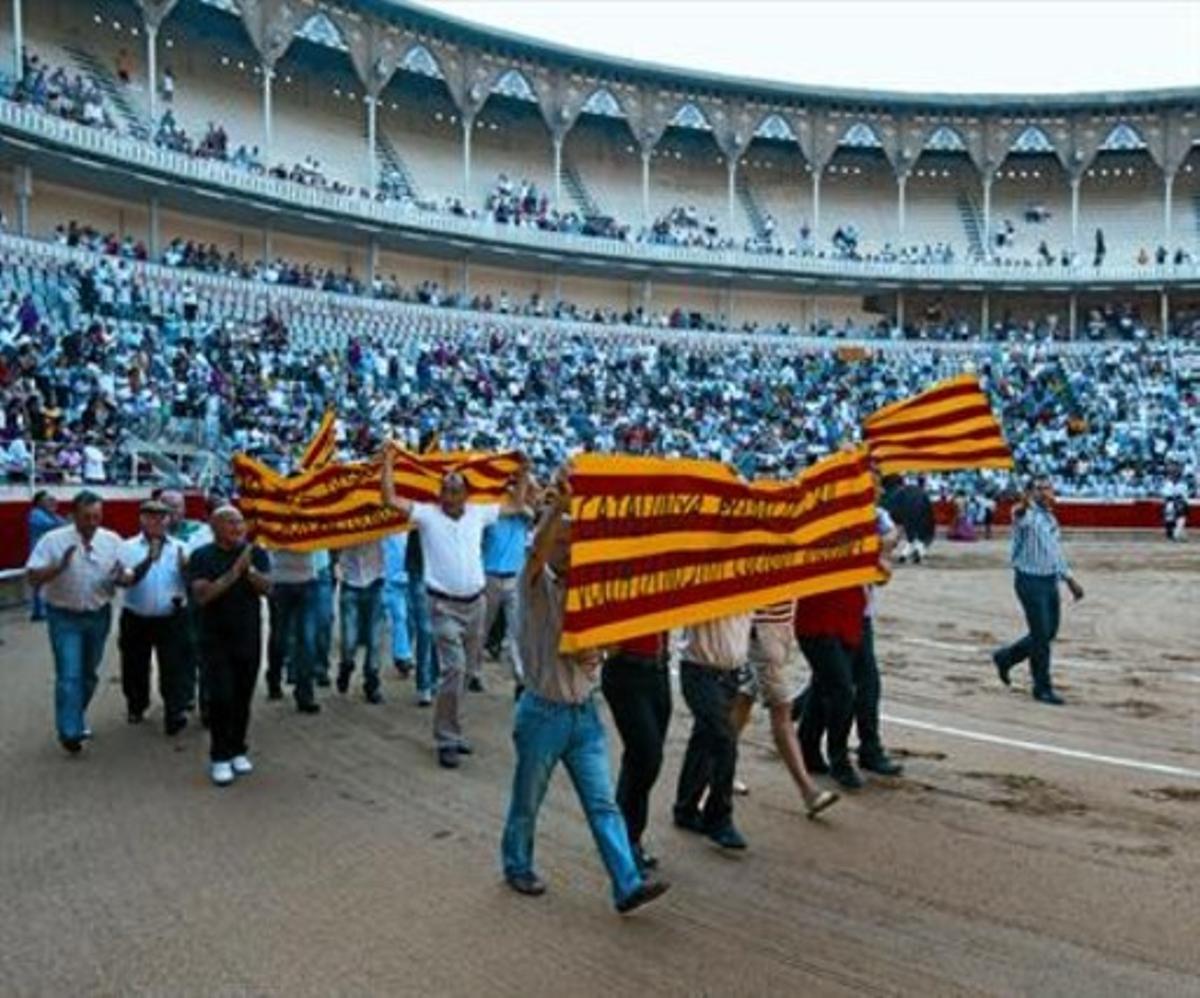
top-left (188, 507), bottom-right (271, 787)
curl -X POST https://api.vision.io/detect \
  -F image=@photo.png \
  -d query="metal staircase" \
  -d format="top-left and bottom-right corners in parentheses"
top-left (956, 191), bottom-right (986, 259)
top-left (63, 43), bottom-right (150, 140)
top-left (374, 130), bottom-right (419, 199)
top-left (561, 159), bottom-right (602, 217)
top-left (735, 173), bottom-right (769, 238)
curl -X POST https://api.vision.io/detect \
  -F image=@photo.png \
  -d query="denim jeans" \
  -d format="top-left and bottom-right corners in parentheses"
top-left (501, 692), bottom-right (643, 906)
top-left (997, 571), bottom-right (1061, 695)
top-left (383, 578), bottom-right (412, 663)
top-left (30, 586), bottom-right (47, 621)
top-left (407, 573), bottom-right (439, 694)
top-left (269, 581), bottom-right (318, 706)
top-left (47, 605), bottom-right (113, 741)
top-left (314, 569), bottom-right (335, 681)
top-left (339, 580), bottom-right (384, 692)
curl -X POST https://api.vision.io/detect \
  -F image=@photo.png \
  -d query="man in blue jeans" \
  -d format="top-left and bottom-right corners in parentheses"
top-left (26, 490), bottom-right (123, 753)
top-left (382, 533), bottom-right (413, 675)
top-left (267, 549), bottom-right (321, 713)
top-left (337, 540), bottom-right (386, 703)
top-left (500, 474), bottom-right (670, 915)
top-left (992, 476), bottom-right (1085, 705)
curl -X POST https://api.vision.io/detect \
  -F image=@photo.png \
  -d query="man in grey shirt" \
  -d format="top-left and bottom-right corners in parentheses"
top-left (499, 474), bottom-right (670, 916)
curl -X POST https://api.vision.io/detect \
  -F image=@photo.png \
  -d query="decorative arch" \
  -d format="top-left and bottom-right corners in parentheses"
top-left (838, 122), bottom-right (883, 149)
top-left (669, 102), bottom-right (712, 131)
top-left (1010, 125), bottom-right (1056, 154)
top-left (753, 113), bottom-right (797, 143)
top-left (1098, 122), bottom-right (1147, 152)
top-left (398, 43), bottom-right (443, 79)
top-left (924, 124), bottom-right (968, 153)
top-left (580, 86), bottom-right (625, 118)
top-left (293, 11), bottom-right (348, 52)
top-left (490, 68), bottom-right (538, 102)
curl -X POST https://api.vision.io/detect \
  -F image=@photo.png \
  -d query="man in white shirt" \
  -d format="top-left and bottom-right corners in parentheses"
top-left (26, 491), bottom-right (125, 753)
top-left (383, 450), bottom-right (518, 768)
top-left (336, 540), bottom-right (386, 704)
top-left (117, 499), bottom-right (190, 734)
top-left (266, 548), bottom-right (321, 713)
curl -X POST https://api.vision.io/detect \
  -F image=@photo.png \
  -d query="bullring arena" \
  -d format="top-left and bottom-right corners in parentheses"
top-left (1, 0), bottom-right (1198, 995)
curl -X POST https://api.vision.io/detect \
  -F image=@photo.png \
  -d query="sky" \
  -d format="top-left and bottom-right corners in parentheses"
top-left (414, 1), bottom-right (1199, 96)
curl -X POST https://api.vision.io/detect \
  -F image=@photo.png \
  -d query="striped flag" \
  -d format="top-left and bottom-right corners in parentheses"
top-left (561, 448), bottom-right (884, 652)
top-left (863, 374), bottom-right (1013, 475)
top-left (298, 409), bottom-right (337, 470)
top-left (232, 445), bottom-right (521, 552)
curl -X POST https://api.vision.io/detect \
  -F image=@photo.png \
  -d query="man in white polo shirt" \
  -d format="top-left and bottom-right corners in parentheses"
top-left (383, 449), bottom-right (522, 768)
top-left (26, 490), bottom-right (124, 753)
top-left (118, 499), bottom-right (190, 735)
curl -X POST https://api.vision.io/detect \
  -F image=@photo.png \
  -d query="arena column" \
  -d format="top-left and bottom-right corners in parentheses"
top-left (261, 62), bottom-right (275, 166)
top-left (13, 163), bottom-right (31, 237)
top-left (552, 133), bottom-right (563, 212)
top-left (11, 0), bottom-right (21, 81)
top-left (640, 148), bottom-right (651, 223)
top-left (1162, 169), bottom-right (1175, 247)
top-left (981, 167), bottom-right (995, 259)
top-left (365, 92), bottom-right (377, 191)
top-left (896, 169), bottom-right (908, 240)
top-left (980, 292), bottom-right (990, 337)
top-left (1160, 289), bottom-right (1169, 338)
top-left (811, 168), bottom-right (821, 242)
top-left (148, 197), bottom-right (160, 258)
top-left (145, 22), bottom-right (158, 126)
top-left (726, 156), bottom-right (737, 232)
top-left (461, 114), bottom-right (474, 201)
top-left (1068, 292), bottom-right (1077, 340)
top-left (1069, 173), bottom-right (1081, 258)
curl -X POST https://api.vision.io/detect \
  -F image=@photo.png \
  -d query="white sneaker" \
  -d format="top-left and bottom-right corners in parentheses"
top-left (231, 754), bottom-right (253, 776)
top-left (210, 761), bottom-right (235, 786)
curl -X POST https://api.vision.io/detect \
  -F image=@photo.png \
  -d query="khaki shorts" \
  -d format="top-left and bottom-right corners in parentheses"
top-left (743, 620), bottom-right (802, 708)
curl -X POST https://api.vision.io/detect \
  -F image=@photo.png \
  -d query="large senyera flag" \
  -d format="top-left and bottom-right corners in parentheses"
top-left (560, 448), bottom-right (884, 652)
top-left (233, 443), bottom-right (521, 551)
top-left (863, 374), bottom-right (1013, 475)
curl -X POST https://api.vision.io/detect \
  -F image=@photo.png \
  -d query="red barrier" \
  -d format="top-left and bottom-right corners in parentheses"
top-left (933, 498), bottom-right (1198, 530)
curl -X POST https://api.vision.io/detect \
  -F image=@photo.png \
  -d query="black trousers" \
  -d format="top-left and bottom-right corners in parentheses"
top-left (995, 572), bottom-right (1060, 695)
top-left (795, 619), bottom-right (884, 761)
top-left (601, 656), bottom-right (672, 846)
top-left (797, 634), bottom-right (857, 767)
top-left (119, 608), bottom-right (188, 720)
top-left (205, 638), bottom-right (261, 762)
top-left (673, 661), bottom-right (739, 831)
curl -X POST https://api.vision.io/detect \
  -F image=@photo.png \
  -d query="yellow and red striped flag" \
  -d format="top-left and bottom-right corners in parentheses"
top-left (298, 409), bottom-right (337, 470)
top-left (561, 448), bottom-right (884, 652)
top-left (863, 374), bottom-right (1013, 475)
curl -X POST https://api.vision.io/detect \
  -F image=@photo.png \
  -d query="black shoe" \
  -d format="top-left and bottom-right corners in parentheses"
top-left (127, 710), bottom-right (144, 725)
top-left (315, 674), bottom-right (331, 689)
top-left (514, 683), bottom-right (525, 702)
top-left (267, 684), bottom-right (283, 701)
top-left (802, 749), bottom-right (830, 775)
top-left (992, 649), bottom-right (1013, 687)
top-left (1034, 689), bottom-right (1065, 706)
top-left (364, 688), bottom-right (384, 705)
top-left (336, 666), bottom-right (351, 694)
top-left (164, 715), bottom-right (188, 737)
top-left (673, 810), bottom-right (706, 834)
top-left (394, 659), bottom-right (413, 679)
top-left (616, 880), bottom-right (671, 914)
top-left (859, 752), bottom-right (903, 776)
top-left (467, 676), bottom-right (484, 693)
top-left (633, 844), bottom-right (659, 872)
top-left (707, 824), bottom-right (748, 851)
top-left (455, 741), bottom-right (474, 756)
top-left (505, 872), bottom-right (546, 897)
top-left (60, 737), bottom-right (83, 755)
top-left (829, 761), bottom-right (865, 790)
top-left (437, 746), bottom-right (460, 769)
top-left (199, 706), bottom-right (211, 729)
top-left (296, 700), bottom-right (321, 715)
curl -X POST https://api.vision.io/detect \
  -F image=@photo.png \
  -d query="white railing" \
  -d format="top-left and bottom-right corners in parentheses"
top-left (3, 98), bottom-right (1198, 287)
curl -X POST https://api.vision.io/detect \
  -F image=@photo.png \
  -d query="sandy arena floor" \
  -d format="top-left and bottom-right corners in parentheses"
top-left (0, 536), bottom-right (1197, 997)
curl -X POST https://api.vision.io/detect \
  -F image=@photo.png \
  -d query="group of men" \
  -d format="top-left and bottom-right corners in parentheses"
top-left (23, 461), bottom-right (1083, 915)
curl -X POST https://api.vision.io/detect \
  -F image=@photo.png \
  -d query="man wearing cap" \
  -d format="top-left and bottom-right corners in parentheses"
top-left (118, 499), bottom-right (191, 734)
top-left (26, 490), bottom-right (124, 753)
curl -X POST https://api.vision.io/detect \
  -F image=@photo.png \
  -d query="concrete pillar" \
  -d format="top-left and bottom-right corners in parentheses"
top-left (981, 292), bottom-right (990, 338)
top-left (552, 135), bottom-right (563, 212)
top-left (148, 197), bottom-right (160, 258)
top-left (811, 170), bottom-right (821, 240)
top-left (1070, 176), bottom-right (1081, 256)
top-left (461, 115), bottom-right (473, 201)
top-left (727, 158), bottom-right (737, 232)
top-left (146, 23), bottom-right (158, 127)
top-left (640, 150), bottom-right (651, 223)
top-left (366, 235), bottom-right (378, 286)
top-left (896, 290), bottom-right (905, 333)
top-left (262, 224), bottom-right (272, 268)
top-left (1163, 171), bottom-right (1174, 248)
top-left (641, 277), bottom-right (652, 311)
top-left (982, 174), bottom-right (993, 257)
top-left (261, 65), bottom-right (274, 165)
top-left (12, 0), bottom-right (22, 81)
top-left (1160, 289), bottom-right (1169, 337)
top-left (461, 257), bottom-right (470, 297)
top-left (366, 95), bottom-right (377, 190)
top-left (13, 163), bottom-right (31, 237)
top-left (1068, 293), bottom-right (1077, 340)
top-left (553, 270), bottom-right (562, 304)
top-left (897, 171), bottom-right (907, 239)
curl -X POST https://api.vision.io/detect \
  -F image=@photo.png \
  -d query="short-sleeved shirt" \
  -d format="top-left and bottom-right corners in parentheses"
top-left (270, 549), bottom-right (316, 585)
top-left (681, 614), bottom-right (753, 671)
top-left (26, 524), bottom-right (123, 612)
top-left (383, 533), bottom-right (408, 582)
top-left (519, 565), bottom-right (595, 704)
top-left (120, 534), bottom-right (188, 617)
top-left (410, 503), bottom-right (500, 597)
top-left (482, 513), bottom-right (531, 576)
top-left (340, 541), bottom-right (384, 588)
top-left (188, 542), bottom-right (270, 649)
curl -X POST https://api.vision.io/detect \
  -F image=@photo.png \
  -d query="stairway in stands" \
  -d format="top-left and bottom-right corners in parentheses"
top-left (736, 173), bottom-right (769, 238)
top-left (374, 131), bottom-right (420, 199)
top-left (63, 43), bottom-right (150, 140)
top-left (561, 159), bottom-right (602, 217)
top-left (1191, 193), bottom-right (1200, 248)
top-left (956, 191), bottom-right (986, 259)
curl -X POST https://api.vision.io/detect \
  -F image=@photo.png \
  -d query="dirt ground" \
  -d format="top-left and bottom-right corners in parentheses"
top-left (0, 536), bottom-right (1198, 997)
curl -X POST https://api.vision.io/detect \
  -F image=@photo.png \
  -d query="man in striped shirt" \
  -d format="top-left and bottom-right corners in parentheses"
top-left (992, 476), bottom-right (1085, 706)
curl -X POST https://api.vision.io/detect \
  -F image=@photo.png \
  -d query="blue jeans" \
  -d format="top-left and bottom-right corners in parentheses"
top-left (997, 571), bottom-right (1061, 695)
top-left (384, 578), bottom-right (412, 663)
top-left (407, 573), bottom-right (439, 694)
top-left (501, 692), bottom-right (643, 906)
top-left (314, 570), bottom-right (335, 680)
top-left (339, 580), bottom-right (384, 691)
top-left (47, 605), bottom-right (113, 741)
top-left (271, 581), bottom-right (318, 705)
top-left (31, 586), bottom-right (47, 621)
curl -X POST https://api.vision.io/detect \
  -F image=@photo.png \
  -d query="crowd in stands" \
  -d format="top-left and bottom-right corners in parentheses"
top-left (485, 174), bottom-right (630, 241)
top-left (9, 51), bottom-right (116, 131)
top-left (1, 239), bottom-right (1195, 502)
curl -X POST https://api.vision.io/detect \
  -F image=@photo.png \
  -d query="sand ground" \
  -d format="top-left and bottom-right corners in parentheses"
top-left (0, 536), bottom-right (1198, 997)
